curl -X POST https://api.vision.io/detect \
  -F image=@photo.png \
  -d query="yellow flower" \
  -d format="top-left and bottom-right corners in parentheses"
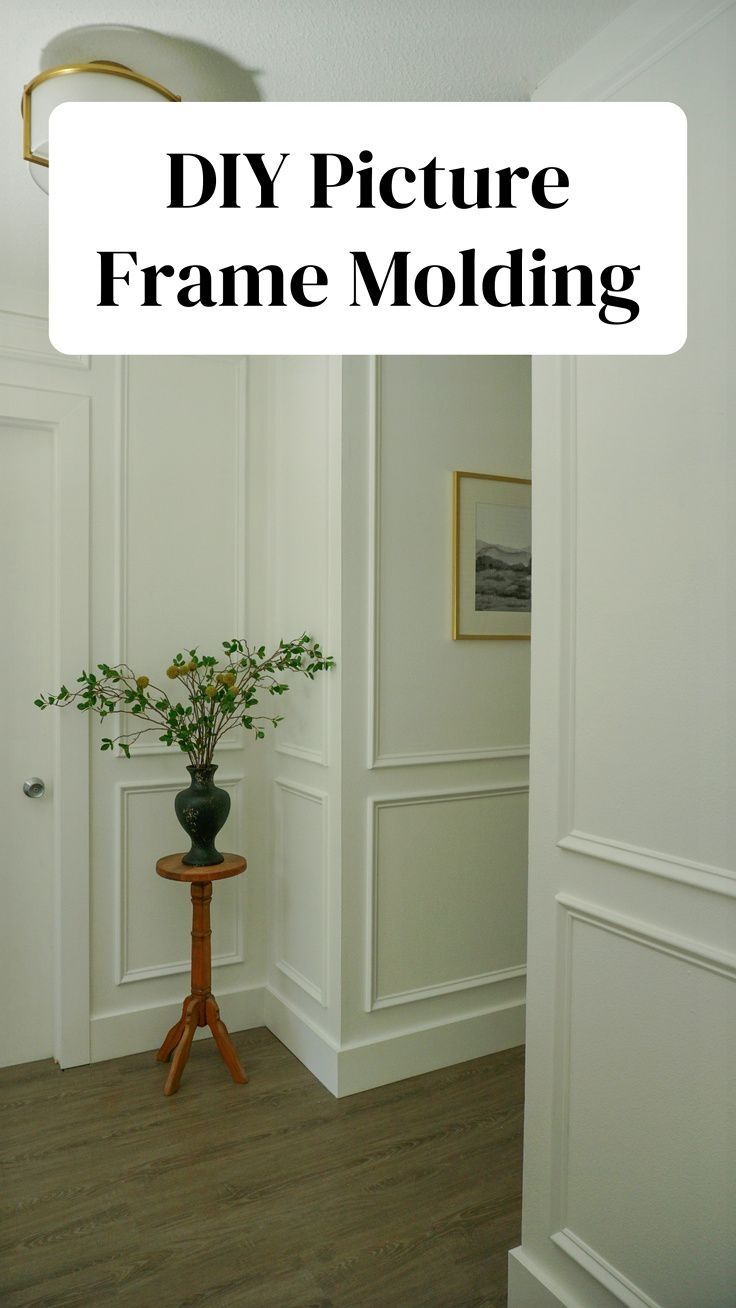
top-left (216, 671), bottom-right (236, 687)
top-left (186, 660), bottom-right (197, 672)
top-left (166, 665), bottom-right (180, 679)
top-left (136, 675), bottom-right (149, 690)
top-left (204, 684), bottom-right (217, 698)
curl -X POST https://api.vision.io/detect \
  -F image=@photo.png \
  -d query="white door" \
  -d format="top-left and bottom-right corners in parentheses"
top-left (0, 384), bottom-right (90, 1069)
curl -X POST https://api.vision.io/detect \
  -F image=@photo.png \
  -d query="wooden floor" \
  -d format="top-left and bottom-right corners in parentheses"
top-left (0, 1030), bottom-right (524, 1308)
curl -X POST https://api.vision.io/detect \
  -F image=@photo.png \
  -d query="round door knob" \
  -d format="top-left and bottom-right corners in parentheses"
top-left (23, 777), bottom-right (46, 799)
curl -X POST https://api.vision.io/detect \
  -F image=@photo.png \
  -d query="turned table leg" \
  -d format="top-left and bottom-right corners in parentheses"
top-left (156, 867), bottom-right (248, 1095)
top-left (190, 881), bottom-right (213, 1006)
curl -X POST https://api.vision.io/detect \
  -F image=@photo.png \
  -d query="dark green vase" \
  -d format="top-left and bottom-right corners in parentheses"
top-left (174, 764), bottom-right (230, 866)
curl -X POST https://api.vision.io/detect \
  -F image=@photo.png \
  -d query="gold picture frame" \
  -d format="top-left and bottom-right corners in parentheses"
top-left (452, 471), bottom-right (531, 640)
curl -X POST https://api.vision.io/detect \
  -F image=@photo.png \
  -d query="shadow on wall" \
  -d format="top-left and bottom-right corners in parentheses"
top-left (41, 24), bottom-right (262, 102)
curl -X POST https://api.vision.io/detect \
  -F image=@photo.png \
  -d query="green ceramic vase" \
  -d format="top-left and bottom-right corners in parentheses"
top-left (174, 764), bottom-right (230, 866)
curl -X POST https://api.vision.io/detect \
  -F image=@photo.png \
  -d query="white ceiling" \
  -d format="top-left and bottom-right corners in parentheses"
top-left (2, 0), bottom-right (633, 299)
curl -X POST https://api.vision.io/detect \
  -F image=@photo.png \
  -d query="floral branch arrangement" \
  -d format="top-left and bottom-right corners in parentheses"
top-left (35, 634), bottom-right (334, 765)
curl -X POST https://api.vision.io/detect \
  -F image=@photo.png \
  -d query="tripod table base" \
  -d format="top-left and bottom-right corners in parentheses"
top-left (156, 992), bottom-right (248, 1097)
top-left (155, 852), bottom-right (247, 1097)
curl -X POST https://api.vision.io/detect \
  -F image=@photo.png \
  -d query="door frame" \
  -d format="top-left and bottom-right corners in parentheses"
top-left (1, 383), bottom-right (91, 1067)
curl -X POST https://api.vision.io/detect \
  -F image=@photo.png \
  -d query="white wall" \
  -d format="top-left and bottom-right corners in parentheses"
top-left (89, 356), bottom-right (273, 1059)
top-left (2, 323), bottom-right (530, 1092)
top-left (342, 356), bottom-right (531, 1082)
top-left (254, 356), bottom-right (344, 1088)
top-left (370, 357), bottom-right (531, 766)
top-left (87, 357), bottom-right (263, 1057)
top-left (260, 354), bottom-right (531, 1094)
top-left (510, 2), bottom-right (736, 1305)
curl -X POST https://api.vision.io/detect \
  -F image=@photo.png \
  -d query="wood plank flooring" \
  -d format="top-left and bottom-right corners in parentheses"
top-left (0, 1030), bottom-right (524, 1307)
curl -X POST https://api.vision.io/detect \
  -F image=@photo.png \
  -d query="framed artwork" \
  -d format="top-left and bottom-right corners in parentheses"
top-left (452, 471), bottom-right (531, 640)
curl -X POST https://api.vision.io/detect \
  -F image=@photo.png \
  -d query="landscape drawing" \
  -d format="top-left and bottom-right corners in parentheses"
top-left (475, 502), bottom-right (531, 612)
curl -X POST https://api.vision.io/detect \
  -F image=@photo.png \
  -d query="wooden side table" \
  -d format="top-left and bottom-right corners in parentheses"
top-left (155, 852), bottom-right (248, 1097)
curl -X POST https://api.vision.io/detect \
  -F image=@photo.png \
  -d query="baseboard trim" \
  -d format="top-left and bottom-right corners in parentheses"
top-left (90, 984), bottom-right (525, 1099)
top-left (264, 987), bottom-right (340, 1095)
top-left (90, 986), bottom-right (266, 1063)
top-left (265, 986), bottom-right (525, 1098)
top-left (508, 1247), bottom-right (586, 1308)
top-left (338, 1000), bottom-right (525, 1097)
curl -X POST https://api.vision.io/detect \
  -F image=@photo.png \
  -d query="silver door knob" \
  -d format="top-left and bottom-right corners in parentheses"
top-left (23, 777), bottom-right (46, 799)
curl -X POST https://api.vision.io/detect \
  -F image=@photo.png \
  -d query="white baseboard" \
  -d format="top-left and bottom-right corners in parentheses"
top-left (264, 987), bottom-right (340, 1095)
top-left (337, 1000), bottom-right (525, 1096)
top-left (265, 986), bottom-right (524, 1098)
top-left (508, 1247), bottom-right (593, 1308)
top-left (90, 986), bottom-right (265, 1063)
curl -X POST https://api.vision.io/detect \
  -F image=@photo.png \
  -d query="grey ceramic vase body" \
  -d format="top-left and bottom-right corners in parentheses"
top-left (174, 764), bottom-right (230, 866)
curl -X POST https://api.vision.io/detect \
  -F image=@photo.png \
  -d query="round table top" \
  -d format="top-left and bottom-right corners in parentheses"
top-left (156, 853), bottom-right (246, 883)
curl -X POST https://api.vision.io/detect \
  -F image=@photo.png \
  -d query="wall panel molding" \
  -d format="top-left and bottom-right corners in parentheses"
top-left (367, 357), bottom-right (529, 769)
top-left (559, 830), bottom-right (736, 899)
top-left (115, 776), bottom-right (246, 985)
top-left (537, 0), bottom-right (735, 103)
top-left (551, 894), bottom-right (736, 1303)
top-left (113, 356), bottom-right (129, 695)
top-left (0, 308), bottom-right (89, 371)
top-left (373, 744), bottom-right (530, 769)
top-left (114, 357), bottom-right (248, 755)
top-left (554, 357), bottom-right (736, 897)
top-left (371, 963), bottom-right (526, 1011)
top-left (551, 1229), bottom-right (660, 1308)
top-left (366, 354), bottom-right (383, 769)
top-left (273, 778), bottom-right (329, 1007)
top-left (555, 356), bottom-right (579, 842)
top-left (366, 784), bottom-right (529, 1011)
top-left (272, 357), bottom-right (339, 769)
top-left (515, 10), bottom-right (736, 1307)
top-left (275, 740), bottom-right (327, 766)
